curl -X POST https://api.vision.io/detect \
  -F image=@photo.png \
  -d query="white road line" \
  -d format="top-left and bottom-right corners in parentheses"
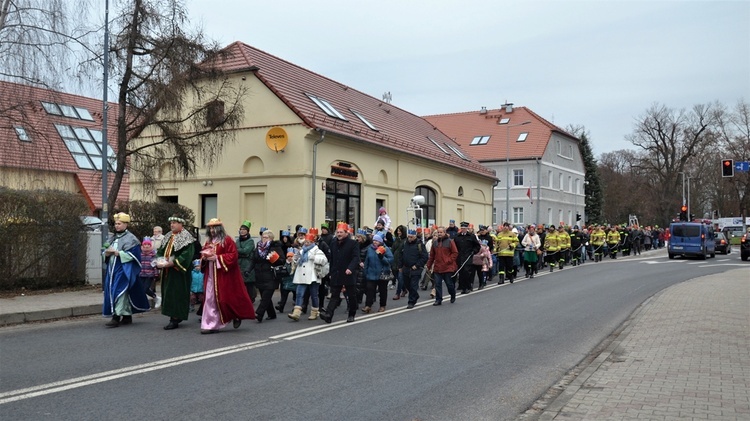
top-left (0, 340), bottom-right (272, 405)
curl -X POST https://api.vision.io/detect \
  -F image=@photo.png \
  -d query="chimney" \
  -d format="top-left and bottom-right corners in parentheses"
top-left (503, 102), bottom-right (514, 113)
top-left (480, 106), bottom-right (487, 114)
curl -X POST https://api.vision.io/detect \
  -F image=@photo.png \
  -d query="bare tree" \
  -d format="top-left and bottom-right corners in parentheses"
top-left (85, 0), bottom-right (247, 212)
top-left (0, 0), bottom-right (93, 88)
top-left (713, 99), bottom-right (750, 217)
top-left (626, 103), bottom-right (718, 224)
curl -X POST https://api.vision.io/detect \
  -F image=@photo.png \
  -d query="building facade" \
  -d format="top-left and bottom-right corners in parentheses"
top-left (425, 104), bottom-right (585, 227)
top-left (130, 42), bottom-right (497, 232)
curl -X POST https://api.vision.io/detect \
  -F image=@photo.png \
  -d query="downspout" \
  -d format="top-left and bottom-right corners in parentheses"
top-left (311, 130), bottom-right (326, 226)
top-left (536, 158), bottom-right (541, 224)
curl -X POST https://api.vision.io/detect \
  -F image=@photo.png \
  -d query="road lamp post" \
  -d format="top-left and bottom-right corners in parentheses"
top-left (506, 121), bottom-right (531, 224)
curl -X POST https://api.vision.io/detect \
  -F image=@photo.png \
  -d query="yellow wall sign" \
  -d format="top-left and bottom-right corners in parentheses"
top-left (265, 127), bottom-right (288, 152)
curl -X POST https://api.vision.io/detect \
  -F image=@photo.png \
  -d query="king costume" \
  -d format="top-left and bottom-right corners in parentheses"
top-left (158, 222), bottom-right (195, 325)
top-left (200, 222), bottom-right (256, 333)
top-left (103, 213), bottom-right (150, 326)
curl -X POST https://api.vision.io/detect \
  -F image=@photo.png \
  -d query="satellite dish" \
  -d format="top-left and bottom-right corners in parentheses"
top-left (265, 127), bottom-right (288, 153)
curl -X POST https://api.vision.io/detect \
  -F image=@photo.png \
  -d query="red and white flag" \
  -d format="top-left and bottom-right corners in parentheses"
top-left (527, 186), bottom-right (533, 204)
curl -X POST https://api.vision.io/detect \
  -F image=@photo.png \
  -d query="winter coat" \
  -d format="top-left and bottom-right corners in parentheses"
top-left (328, 236), bottom-right (360, 286)
top-left (292, 245), bottom-right (328, 285)
top-left (426, 237), bottom-right (458, 273)
top-left (363, 244), bottom-right (393, 281)
top-left (400, 238), bottom-right (428, 270)
top-left (252, 240), bottom-right (285, 290)
top-left (236, 235), bottom-right (255, 284)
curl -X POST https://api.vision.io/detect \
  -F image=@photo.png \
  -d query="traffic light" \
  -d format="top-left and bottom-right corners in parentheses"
top-left (722, 159), bottom-right (734, 177)
top-left (679, 205), bottom-right (688, 221)
top-left (575, 212), bottom-right (581, 221)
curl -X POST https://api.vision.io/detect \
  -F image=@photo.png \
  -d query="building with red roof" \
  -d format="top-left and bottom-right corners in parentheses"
top-left (0, 81), bottom-right (128, 215)
top-left (130, 42), bottom-right (498, 231)
top-left (425, 104), bottom-right (585, 227)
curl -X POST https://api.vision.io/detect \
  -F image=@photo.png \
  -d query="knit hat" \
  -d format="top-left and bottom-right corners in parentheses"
top-left (373, 234), bottom-right (384, 243)
top-left (378, 207), bottom-right (387, 214)
top-left (142, 237), bottom-right (152, 245)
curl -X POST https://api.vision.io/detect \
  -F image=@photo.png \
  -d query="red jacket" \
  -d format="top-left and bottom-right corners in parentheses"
top-left (427, 237), bottom-right (458, 273)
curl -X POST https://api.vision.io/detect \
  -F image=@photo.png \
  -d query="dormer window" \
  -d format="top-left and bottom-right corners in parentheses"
top-left (306, 93), bottom-right (347, 121)
top-left (445, 143), bottom-right (470, 161)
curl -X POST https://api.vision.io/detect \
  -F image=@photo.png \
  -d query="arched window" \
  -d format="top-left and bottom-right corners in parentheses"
top-left (414, 186), bottom-right (437, 227)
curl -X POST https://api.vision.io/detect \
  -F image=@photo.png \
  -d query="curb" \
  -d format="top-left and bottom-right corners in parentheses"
top-left (0, 304), bottom-right (102, 326)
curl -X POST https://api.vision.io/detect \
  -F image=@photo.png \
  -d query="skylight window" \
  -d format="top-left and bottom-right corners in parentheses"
top-left (517, 132), bottom-right (529, 142)
top-left (470, 135), bottom-right (491, 145)
top-left (306, 93), bottom-right (348, 121)
top-left (445, 143), bottom-right (470, 161)
top-left (350, 109), bottom-right (378, 131)
top-left (55, 124), bottom-right (116, 171)
top-left (42, 101), bottom-right (62, 115)
top-left (498, 118), bottom-right (510, 124)
top-left (41, 101), bottom-right (95, 121)
top-left (428, 137), bottom-right (450, 154)
top-left (15, 126), bottom-right (30, 142)
top-left (75, 107), bottom-right (94, 121)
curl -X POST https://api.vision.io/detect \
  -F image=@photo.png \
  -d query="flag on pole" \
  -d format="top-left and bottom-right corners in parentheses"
top-left (527, 186), bottom-right (533, 204)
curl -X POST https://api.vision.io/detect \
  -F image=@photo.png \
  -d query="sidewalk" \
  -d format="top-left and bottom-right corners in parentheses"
top-left (531, 268), bottom-right (750, 421)
top-left (2, 270), bottom-right (748, 420)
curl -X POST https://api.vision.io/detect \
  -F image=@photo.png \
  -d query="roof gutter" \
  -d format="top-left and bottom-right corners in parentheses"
top-left (311, 129), bottom-right (326, 227)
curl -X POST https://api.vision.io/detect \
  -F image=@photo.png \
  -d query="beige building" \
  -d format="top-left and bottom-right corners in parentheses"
top-left (131, 42), bottom-right (497, 232)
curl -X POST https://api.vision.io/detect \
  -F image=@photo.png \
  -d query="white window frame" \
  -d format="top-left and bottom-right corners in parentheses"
top-left (350, 109), bottom-right (378, 131)
top-left (517, 132), bottom-right (528, 142)
top-left (14, 126), bottom-right (30, 142)
top-left (470, 135), bottom-right (491, 145)
top-left (513, 207), bottom-right (524, 225)
top-left (513, 169), bottom-right (524, 186)
top-left (306, 93), bottom-right (348, 121)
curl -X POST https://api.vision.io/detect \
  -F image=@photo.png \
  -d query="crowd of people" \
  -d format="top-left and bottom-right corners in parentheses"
top-left (101, 209), bottom-right (668, 332)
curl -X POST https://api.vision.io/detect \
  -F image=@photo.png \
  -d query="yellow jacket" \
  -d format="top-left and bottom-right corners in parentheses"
top-left (606, 230), bottom-right (621, 245)
top-left (544, 232), bottom-right (560, 251)
top-left (495, 231), bottom-right (518, 257)
top-left (558, 231), bottom-right (571, 249)
top-left (590, 229), bottom-right (605, 246)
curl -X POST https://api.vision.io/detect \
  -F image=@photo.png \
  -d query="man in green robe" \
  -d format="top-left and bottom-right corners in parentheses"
top-left (157, 215), bottom-right (195, 330)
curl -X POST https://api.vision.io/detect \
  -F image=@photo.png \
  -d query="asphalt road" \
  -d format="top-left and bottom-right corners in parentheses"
top-left (1, 250), bottom-right (745, 420)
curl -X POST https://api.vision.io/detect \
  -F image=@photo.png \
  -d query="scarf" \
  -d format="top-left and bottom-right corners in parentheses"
top-left (300, 243), bottom-right (315, 264)
top-left (258, 240), bottom-right (270, 258)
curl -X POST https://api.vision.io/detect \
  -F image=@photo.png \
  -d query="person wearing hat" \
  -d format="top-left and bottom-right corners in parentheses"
top-left (362, 234), bottom-right (394, 313)
top-left (569, 225), bottom-right (585, 266)
top-left (521, 225), bottom-right (542, 278)
top-left (102, 212), bottom-right (150, 327)
top-left (138, 237), bottom-right (161, 308)
top-left (399, 228), bottom-right (429, 308)
top-left (446, 220), bottom-right (458, 239)
top-left (426, 226), bottom-right (458, 305)
top-left (320, 222), bottom-right (361, 323)
top-left (453, 221), bottom-right (480, 294)
top-left (373, 219), bottom-right (393, 247)
top-left (157, 215), bottom-right (196, 330)
top-left (557, 225), bottom-right (570, 270)
top-left (288, 232), bottom-right (328, 321)
top-left (236, 220), bottom-right (257, 303)
top-left (252, 229), bottom-right (285, 322)
top-left (495, 223), bottom-right (518, 284)
top-left (319, 223), bottom-right (333, 245)
top-left (197, 218), bottom-right (256, 333)
top-left (374, 206), bottom-right (391, 232)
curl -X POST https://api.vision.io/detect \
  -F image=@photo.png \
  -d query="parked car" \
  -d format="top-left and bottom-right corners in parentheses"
top-left (741, 231), bottom-right (750, 261)
top-left (714, 232), bottom-right (731, 254)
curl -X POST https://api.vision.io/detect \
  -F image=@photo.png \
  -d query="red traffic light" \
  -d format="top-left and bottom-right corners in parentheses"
top-left (722, 159), bottom-right (734, 177)
top-left (681, 205), bottom-right (687, 212)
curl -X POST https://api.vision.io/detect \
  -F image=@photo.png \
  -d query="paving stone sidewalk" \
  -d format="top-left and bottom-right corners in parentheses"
top-left (537, 269), bottom-right (750, 421)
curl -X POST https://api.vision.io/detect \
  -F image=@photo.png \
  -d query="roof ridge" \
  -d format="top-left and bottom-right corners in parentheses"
top-left (523, 107), bottom-right (578, 140)
top-left (0, 80), bottom-right (117, 108)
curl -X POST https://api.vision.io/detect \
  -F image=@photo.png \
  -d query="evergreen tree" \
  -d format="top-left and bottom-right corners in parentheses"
top-left (579, 131), bottom-right (604, 224)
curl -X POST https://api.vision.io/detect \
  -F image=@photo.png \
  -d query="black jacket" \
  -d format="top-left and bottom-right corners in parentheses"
top-left (400, 238), bottom-right (428, 270)
top-left (328, 236), bottom-right (360, 286)
top-left (453, 232), bottom-right (480, 264)
top-left (252, 240), bottom-right (285, 289)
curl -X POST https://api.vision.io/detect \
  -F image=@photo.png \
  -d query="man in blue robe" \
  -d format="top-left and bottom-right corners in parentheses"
top-left (103, 212), bottom-right (150, 327)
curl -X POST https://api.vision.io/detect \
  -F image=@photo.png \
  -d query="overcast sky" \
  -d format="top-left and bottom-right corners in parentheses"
top-left (185, 0), bottom-right (749, 156)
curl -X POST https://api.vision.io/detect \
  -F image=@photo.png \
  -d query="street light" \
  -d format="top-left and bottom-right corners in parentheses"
top-left (506, 121), bottom-right (531, 223)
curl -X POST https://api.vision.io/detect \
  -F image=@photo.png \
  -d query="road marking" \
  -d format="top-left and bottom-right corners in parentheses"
top-left (0, 339), bottom-right (273, 405)
top-left (697, 263), bottom-right (748, 268)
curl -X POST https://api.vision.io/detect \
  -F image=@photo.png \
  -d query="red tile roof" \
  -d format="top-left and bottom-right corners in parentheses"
top-left (0, 81), bottom-right (129, 212)
top-left (424, 106), bottom-right (578, 162)
top-left (211, 42), bottom-right (496, 180)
